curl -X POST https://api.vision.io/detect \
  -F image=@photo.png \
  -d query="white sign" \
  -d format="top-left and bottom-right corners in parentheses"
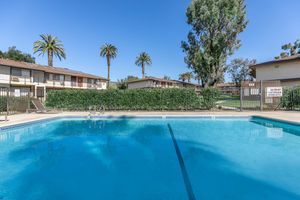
top-left (266, 87), bottom-right (282, 97)
top-left (14, 89), bottom-right (20, 97)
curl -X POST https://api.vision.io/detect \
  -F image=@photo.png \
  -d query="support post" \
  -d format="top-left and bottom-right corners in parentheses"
top-left (260, 80), bottom-right (263, 111)
top-left (27, 91), bottom-right (31, 113)
top-left (5, 87), bottom-right (9, 121)
top-left (240, 85), bottom-right (243, 112)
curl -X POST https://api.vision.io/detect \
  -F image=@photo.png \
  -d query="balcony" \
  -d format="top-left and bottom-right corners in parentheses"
top-left (71, 82), bottom-right (77, 87)
top-left (87, 83), bottom-right (99, 89)
top-left (10, 76), bottom-right (32, 85)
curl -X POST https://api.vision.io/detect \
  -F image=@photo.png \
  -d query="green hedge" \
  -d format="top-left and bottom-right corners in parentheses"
top-left (281, 87), bottom-right (300, 110)
top-left (201, 87), bottom-right (220, 110)
top-left (46, 88), bottom-right (203, 111)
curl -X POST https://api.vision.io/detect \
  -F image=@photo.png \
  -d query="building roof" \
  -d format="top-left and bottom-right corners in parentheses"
top-left (173, 80), bottom-right (201, 87)
top-left (216, 83), bottom-right (237, 87)
top-left (251, 54), bottom-right (300, 68)
top-left (128, 77), bottom-right (177, 84)
top-left (0, 58), bottom-right (108, 80)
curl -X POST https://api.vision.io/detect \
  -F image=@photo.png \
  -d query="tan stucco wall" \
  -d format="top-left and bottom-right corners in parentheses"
top-left (256, 61), bottom-right (300, 81)
top-left (128, 81), bottom-right (153, 89)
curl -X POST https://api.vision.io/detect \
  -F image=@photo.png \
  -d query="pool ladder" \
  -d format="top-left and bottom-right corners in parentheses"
top-left (87, 105), bottom-right (105, 118)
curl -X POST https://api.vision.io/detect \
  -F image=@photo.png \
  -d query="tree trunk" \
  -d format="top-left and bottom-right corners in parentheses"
top-left (142, 63), bottom-right (145, 79)
top-left (107, 56), bottom-right (111, 87)
top-left (48, 49), bottom-right (53, 67)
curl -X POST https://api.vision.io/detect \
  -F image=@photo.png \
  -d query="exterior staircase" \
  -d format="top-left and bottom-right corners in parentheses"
top-left (31, 98), bottom-right (46, 112)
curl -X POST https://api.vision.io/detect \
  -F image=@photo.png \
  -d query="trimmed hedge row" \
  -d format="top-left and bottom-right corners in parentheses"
top-left (46, 88), bottom-right (203, 110)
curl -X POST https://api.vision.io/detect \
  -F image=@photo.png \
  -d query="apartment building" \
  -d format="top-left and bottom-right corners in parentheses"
top-left (127, 77), bottom-right (179, 89)
top-left (251, 55), bottom-right (300, 87)
top-left (0, 59), bottom-right (108, 100)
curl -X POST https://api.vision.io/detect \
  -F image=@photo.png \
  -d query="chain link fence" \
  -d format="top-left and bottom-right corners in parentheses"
top-left (216, 80), bottom-right (299, 111)
top-left (0, 87), bottom-right (32, 120)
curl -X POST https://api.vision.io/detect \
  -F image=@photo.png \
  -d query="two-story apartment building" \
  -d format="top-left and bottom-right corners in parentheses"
top-left (251, 55), bottom-right (300, 87)
top-left (0, 59), bottom-right (108, 100)
top-left (127, 77), bottom-right (202, 91)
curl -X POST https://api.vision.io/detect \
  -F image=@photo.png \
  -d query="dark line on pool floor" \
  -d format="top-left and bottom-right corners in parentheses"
top-left (167, 123), bottom-right (196, 200)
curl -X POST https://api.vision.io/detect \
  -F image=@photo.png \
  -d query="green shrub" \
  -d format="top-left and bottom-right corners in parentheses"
top-left (281, 87), bottom-right (300, 110)
top-left (46, 88), bottom-right (203, 111)
top-left (201, 87), bottom-right (220, 110)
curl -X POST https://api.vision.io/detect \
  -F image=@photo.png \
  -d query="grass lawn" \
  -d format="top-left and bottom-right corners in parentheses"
top-left (217, 99), bottom-right (261, 109)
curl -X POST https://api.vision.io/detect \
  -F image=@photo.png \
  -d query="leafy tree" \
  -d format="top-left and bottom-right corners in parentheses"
top-left (135, 52), bottom-right (152, 79)
top-left (0, 46), bottom-right (35, 63)
top-left (100, 44), bottom-right (118, 86)
top-left (275, 40), bottom-right (300, 59)
top-left (116, 79), bottom-right (127, 90)
top-left (179, 72), bottom-right (193, 83)
top-left (33, 34), bottom-right (66, 67)
top-left (117, 75), bottom-right (139, 89)
top-left (227, 58), bottom-right (256, 85)
top-left (182, 0), bottom-right (247, 88)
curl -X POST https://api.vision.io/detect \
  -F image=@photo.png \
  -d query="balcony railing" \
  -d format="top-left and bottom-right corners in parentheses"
top-left (9, 76), bottom-right (103, 89)
top-left (10, 76), bottom-right (32, 85)
top-left (87, 83), bottom-right (99, 88)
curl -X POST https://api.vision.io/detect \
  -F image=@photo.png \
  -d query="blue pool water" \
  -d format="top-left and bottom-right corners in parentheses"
top-left (0, 117), bottom-right (300, 200)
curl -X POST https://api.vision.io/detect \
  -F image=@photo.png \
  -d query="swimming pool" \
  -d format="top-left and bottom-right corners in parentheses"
top-left (0, 116), bottom-right (300, 200)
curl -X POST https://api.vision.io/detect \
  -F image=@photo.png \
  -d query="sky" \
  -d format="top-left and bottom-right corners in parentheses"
top-left (0, 0), bottom-right (300, 82)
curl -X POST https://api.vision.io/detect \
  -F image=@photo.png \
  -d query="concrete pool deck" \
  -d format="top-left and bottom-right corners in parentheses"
top-left (0, 111), bottom-right (299, 128)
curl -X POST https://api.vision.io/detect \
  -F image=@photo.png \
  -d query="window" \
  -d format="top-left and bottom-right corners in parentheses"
top-left (59, 75), bottom-right (64, 82)
top-left (11, 68), bottom-right (22, 76)
top-left (22, 70), bottom-right (30, 77)
top-left (45, 73), bottom-right (50, 80)
top-left (53, 74), bottom-right (60, 81)
top-left (87, 78), bottom-right (93, 84)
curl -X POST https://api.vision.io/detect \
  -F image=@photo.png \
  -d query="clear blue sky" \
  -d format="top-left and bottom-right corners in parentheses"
top-left (0, 0), bottom-right (300, 82)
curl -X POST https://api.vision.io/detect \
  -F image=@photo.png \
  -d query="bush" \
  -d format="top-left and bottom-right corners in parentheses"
top-left (46, 88), bottom-right (203, 111)
top-left (201, 87), bottom-right (220, 110)
top-left (281, 87), bottom-right (300, 110)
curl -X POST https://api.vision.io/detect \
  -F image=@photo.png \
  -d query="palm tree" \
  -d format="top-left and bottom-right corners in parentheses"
top-left (33, 34), bottom-right (66, 67)
top-left (100, 44), bottom-right (118, 86)
top-left (179, 73), bottom-right (187, 82)
top-left (179, 72), bottom-right (193, 83)
top-left (135, 52), bottom-right (152, 79)
top-left (185, 72), bottom-right (193, 83)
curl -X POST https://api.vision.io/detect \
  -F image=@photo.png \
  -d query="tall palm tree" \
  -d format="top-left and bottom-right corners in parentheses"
top-left (100, 44), bottom-right (118, 86)
top-left (135, 52), bottom-right (152, 79)
top-left (179, 72), bottom-right (193, 83)
top-left (179, 73), bottom-right (187, 82)
top-left (185, 72), bottom-right (193, 83)
top-left (33, 34), bottom-right (66, 67)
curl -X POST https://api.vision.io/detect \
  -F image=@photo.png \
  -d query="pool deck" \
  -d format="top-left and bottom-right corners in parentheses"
top-left (0, 111), bottom-right (299, 128)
